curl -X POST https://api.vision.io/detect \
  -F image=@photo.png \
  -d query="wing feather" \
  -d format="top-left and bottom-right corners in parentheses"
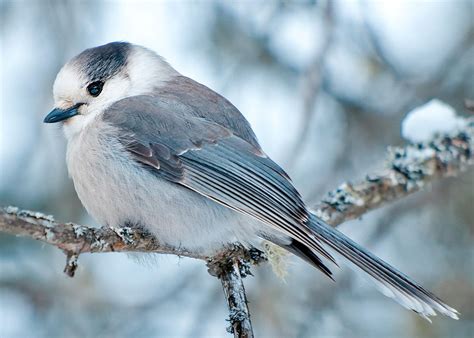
top-left (103, 95), bottom-right (336, 265)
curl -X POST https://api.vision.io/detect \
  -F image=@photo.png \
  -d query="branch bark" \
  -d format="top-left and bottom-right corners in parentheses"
top-left (313, 118), bottom-right (473, 226)
top-left (219, 260), bottom-right (253, 338)
top-left (207, 250), bottom-right (261, 338)
top-left (0, 119), bottom-right (472, 337)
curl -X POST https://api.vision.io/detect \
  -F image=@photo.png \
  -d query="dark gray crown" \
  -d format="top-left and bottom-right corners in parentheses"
top-left (72, 41), bottom-right (131, 82)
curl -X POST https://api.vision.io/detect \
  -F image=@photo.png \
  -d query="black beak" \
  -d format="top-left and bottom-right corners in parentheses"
top-left (43, 103), bottom-right (82, 123)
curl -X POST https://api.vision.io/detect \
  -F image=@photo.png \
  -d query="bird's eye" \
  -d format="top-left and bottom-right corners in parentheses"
top-left (87, 81), bottom-right (104, 97)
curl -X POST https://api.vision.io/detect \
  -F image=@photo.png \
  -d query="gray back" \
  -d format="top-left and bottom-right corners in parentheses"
top-left (154, 76), bottom-right (261, 150)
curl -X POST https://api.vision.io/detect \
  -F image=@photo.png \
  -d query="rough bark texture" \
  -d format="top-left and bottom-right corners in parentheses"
top-left (313, 118), bottom-right (474, 226)
top-left (220, 260), bottom-right (253, 338)
top-left (0, 118), bottom-right (472, 337)
top-left (210, 257), bottom-right (255, 338)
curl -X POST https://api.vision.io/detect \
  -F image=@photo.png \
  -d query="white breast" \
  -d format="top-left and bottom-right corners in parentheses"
top-left (65, 116), bottom-right (265, 254)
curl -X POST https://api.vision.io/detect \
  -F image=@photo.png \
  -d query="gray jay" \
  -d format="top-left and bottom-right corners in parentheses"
top-left (44, 42), bottom-right (458, 321)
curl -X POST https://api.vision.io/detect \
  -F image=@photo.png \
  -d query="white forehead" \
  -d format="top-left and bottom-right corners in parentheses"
top-left (52, 63), bottom-right (85, 105)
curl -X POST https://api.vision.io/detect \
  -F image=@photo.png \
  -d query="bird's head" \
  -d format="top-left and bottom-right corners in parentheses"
top-left (44, 41), bottom-right (177, 137)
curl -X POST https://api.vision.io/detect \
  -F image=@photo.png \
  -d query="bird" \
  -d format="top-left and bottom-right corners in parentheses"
top-left (44, 41), bottom-right (458, 321)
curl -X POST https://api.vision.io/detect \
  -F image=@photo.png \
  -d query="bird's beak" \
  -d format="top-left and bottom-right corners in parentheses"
top-left (43, 103), bottom-right (82, 123)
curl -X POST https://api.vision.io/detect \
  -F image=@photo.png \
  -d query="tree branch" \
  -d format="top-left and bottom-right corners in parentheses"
top-left (0, 119), bottom-right (472, 337)
top-left (313, 118), bottom-right (473, 226)
top-left (0, 207), bottom-right (207, 274)
top-left (207, 249), bottom-right (263, 338)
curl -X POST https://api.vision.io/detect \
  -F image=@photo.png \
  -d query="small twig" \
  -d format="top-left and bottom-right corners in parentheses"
top-left (206, 247), bottom-right (264, 338)
top-left (208, 254), bottom-right (255, 338)
top-left (64, 251), bottom-right (79, 277)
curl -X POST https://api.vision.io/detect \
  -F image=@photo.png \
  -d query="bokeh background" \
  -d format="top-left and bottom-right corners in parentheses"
top-left (1, 1), bottom-right (473, 337)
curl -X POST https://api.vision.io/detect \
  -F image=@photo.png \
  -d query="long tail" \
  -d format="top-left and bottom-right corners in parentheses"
top-left (308, 213), bottom-right (459, 321)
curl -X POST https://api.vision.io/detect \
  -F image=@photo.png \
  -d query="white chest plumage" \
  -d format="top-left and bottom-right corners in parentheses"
top-left (64, 117), bottom-right (264, 254)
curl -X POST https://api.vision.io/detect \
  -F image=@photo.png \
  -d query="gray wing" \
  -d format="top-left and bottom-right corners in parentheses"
top-left (155, 76), bottom-right (262, 151)
top-left (103, 95), bottom-right (336, 267)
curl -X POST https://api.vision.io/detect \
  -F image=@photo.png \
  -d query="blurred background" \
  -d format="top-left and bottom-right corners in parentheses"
top-left (0, 0), bottom-right (473, 337)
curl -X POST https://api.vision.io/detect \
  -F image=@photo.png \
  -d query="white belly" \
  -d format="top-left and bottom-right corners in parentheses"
top-left (65, 122), bottom-right (265, 254)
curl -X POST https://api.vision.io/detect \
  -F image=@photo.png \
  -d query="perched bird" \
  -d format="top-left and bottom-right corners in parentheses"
top-left (44, 42), bottom-right (458, 321)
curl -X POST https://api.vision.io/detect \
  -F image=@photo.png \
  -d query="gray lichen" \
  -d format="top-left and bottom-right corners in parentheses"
top-left (323, 183), bottom-right (364, 212)
top-left (72, 224), bottom-right (87, 238)
top-left (113, 226), bottom-right (135, 244)
top-left (90, 238), bottom-right (109, 251)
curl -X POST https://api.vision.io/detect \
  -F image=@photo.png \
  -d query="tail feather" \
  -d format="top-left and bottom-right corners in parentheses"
top-left (308, 214), bottom-right (459, 320)
top-left (285, 239), bottom-right (334, 280)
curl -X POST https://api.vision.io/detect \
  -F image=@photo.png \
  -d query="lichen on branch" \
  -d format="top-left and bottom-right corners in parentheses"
top-left (313, 118), bottom-right (473, 226)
